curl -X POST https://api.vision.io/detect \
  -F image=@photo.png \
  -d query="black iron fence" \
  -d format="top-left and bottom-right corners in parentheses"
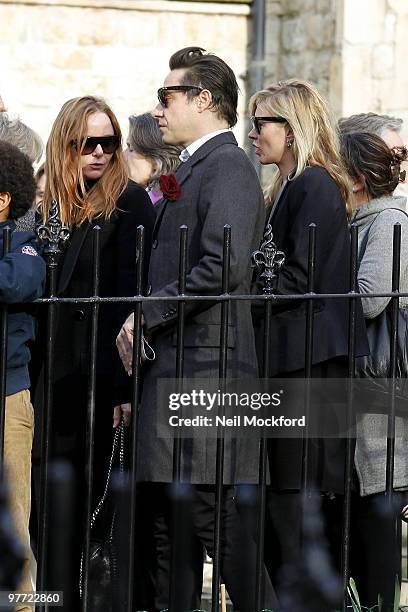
top-left (0, 204), bottom-right (407, 612)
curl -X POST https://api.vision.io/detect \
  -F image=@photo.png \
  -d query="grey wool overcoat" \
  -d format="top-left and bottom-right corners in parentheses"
top-left (138, 131), bottom-right (265, 484)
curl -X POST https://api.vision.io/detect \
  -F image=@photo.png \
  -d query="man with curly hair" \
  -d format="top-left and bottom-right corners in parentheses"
top-left (0, 141), bottom-right (46, 611)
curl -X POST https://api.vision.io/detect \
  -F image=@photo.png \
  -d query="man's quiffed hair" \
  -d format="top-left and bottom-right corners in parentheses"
top-left (169, 46), bottom-right (239, 127)
top-left (0, 141), bottom-right (36, 219)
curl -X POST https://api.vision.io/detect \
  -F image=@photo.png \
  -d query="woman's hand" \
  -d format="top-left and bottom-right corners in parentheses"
top-left (113, 403), bottom-right (131, 427)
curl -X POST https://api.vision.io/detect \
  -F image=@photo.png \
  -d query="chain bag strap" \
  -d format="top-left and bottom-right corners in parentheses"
top-left (79, 417), bottom-right (125, 599)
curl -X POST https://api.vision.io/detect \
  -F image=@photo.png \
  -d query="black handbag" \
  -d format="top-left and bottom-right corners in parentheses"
top-left (79, 418), bottom-right (125, 611)
top-left (356, 305), bottom-right (408, 397)
top-left (355, 209), bottom-right (408, 402)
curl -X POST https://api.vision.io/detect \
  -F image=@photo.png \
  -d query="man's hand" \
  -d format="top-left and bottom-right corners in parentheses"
top-left (116, 313), bottom-right (135, 374)
top-left (116, 313), bottom-right (146, 374)
top-left (113, 404), bottom-right (131, 427)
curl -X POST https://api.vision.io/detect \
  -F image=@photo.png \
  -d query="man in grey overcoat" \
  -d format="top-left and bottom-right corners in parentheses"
top-left (116, 47), bottom-right (279, 612)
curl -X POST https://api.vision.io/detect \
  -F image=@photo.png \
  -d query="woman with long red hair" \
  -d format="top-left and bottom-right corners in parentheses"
top-left (34, 95), bottom-right (155, 603)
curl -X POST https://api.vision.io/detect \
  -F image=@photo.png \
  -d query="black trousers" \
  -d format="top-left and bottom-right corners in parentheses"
top-left (237, 359), bottom-right (349, 608)
top-left (236, 487), bottom-right (343, 605)
top-left (139, 482), bottom-right (280, 612)
top-left (349, 492), bottom-right (403, 610)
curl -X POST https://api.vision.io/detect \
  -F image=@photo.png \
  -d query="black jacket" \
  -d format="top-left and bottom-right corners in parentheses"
top-left (0, 222), bottom-right (45, 395)
top-left (255, 165), bottom-right (368, 376)
top-left (33, 180), bottom-right (155, 431)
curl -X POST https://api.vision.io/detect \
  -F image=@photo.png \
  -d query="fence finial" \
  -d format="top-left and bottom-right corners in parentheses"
top-left (36, 200), bottom-right (70, 263)
top-left (252, 223), bottom-right (285, 295)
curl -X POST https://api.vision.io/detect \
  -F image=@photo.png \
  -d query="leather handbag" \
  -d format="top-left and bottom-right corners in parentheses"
top-left (355, 209), bottom-right (408, 402)
top-left (79, 418), bottom-right (125, 611)
top-left (356, 305), bottom-right (408, 399)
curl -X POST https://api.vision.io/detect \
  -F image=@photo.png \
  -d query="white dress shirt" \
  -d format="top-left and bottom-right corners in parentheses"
top-left (179, 129), bottom-right (231, 162)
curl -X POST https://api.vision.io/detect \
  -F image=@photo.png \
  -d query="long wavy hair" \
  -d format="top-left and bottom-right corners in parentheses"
top-left (249, 79), bottom-right (351, 215)
top-left (42, 96), bottom-right (128, 226)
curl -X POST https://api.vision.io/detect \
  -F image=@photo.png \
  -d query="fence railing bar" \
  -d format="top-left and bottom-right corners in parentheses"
top-left (47, 462), bottom-right (76, 611)
top-left (31, 288), bottom-right (408, 305)
top-left (254, 297), bottom-right (273, 610)
top-left (385, 224), bottom-right (401, 500)
top-left (81, 225), bottom-right (101, 611)
top-left (0, 227), bottom-right (11, 472)
top-left (211, 225), bottom-right (231, 612)
top-left (36, 239), bottom-right (60, 608)
top-left (127, 225), bottom-right (145, 612)
top-left (169, 225), bottom-right (188, 612)
top-left (342, 223), bottom-right (359, 611)
top-left (301, 224), bottom-right (316, 500)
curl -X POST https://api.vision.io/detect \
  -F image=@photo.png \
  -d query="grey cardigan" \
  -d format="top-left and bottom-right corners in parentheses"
top-left (352, 195), bottom-right (408, 495)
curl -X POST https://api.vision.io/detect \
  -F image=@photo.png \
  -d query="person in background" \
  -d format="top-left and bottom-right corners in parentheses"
top-left (0, 141), bottom-right (46, 612)
top-left (0, 111), bottom-right (43, 165)
top-left (0, 103), bottom-right (44, 230)
top-left (117, 46), bottom-right (279, 612)
top-left (34, 164), bottom-right (46, 209)
top-left (339, 112), bottom-right (404, 151)
top-left (34, 95), bottom-right (155, 606)
top-left (248, 79), bottom-right (368, 597)
top-left (340, 130), bottom-right (408, 609)
top-left (125, 112), bottom-right (182, 204)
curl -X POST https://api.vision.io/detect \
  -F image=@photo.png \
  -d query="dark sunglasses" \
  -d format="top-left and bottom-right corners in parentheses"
top-left (157, 85), bottom-right (203, 108)
top-left (251, 116), bottom-right (287, 134)
top-left (70, 135), bottom-right (120, 155)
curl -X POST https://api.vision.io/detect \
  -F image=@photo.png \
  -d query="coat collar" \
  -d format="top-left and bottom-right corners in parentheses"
top-left (57, 221), bottom-right (91, 294)
top-left (152, 131), bottom-right (238, 238)
top-left (175, 130), bottom-right (238, 186)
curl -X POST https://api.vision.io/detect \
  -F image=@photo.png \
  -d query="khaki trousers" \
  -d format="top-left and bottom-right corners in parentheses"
top-left (4, 389), bottom-right (35, 612)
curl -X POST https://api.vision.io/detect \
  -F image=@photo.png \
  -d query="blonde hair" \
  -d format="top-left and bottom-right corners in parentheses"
top-left (249, 79), bottom-right (351, 215)
top-left (42, 96), bottom-right (128, 226)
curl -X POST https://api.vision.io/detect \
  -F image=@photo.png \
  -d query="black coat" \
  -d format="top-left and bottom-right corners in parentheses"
top-left (253, 166), bottom-right (369, 493)
top-left (255, 165), bottom-right (368, 375)
top-left (34, 180), bottom-right (155, 458)
top-left (138, 132), bottom-right (265, 484)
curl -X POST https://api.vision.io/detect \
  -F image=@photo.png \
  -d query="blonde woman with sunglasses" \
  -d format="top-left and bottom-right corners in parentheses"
top-left (34, 96), bottom-right (155, 605)
top-left (246, 80), bottom-right (368, 598)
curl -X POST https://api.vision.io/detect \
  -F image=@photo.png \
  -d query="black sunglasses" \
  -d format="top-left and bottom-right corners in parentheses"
top-left (157, 85), bottom-right (203, 108)
top-left (251, 116), bottom-right (287, 134)
top-left (70, 135), bottom-right (120, 155)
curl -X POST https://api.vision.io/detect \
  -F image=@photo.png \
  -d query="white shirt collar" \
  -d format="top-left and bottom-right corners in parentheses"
top-left (179, 129), bottom-right (230, 162)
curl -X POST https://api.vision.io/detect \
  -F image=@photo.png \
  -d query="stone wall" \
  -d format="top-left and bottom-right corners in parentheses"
top-left (261, 0), bottom-right (408, 191)
top-left (2, 0), bottom-right (408, 166)
top-left (0, 0), bottom-right (250, 152)
top-left (264, 0), bottom-right (408, 128)
top-left (265, 0), bottom-right (338, 99)
top-left (341, 0), bottom-right (408, 129)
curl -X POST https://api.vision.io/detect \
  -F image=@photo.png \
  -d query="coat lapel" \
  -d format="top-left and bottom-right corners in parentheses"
top-left (152, 132), bottom-right (238, 239)
top-left (57, 222), bottom-right (91, 294)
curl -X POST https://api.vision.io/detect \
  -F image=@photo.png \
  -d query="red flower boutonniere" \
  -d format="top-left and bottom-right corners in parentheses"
top-left (159, 174), bottom-right (182, 201)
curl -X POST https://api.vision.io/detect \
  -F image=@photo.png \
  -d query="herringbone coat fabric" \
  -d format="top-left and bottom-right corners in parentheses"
top-left (138, 132), bottom-right (264, 484)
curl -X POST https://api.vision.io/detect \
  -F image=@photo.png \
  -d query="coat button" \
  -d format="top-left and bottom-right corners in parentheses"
top-left (73, 309), bottom-right (85, 321)
top-left (152, 239), bottom-right (158, 249)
